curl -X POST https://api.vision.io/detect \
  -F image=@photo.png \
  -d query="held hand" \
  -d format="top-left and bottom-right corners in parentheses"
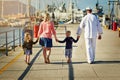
top-left (54, 35), bottom-right (58, 42)
top-left (77, 36), bottom-right (80, 39)
top-left (56, 38), bottom-right (58, 42)
top-left (37, 36), bottom-right (40, 40)
top-left (36, 36), bottom-right (40, 41)
top-left (98, 35), bottom-right (102, 40)
top-left (37, 38), bottom-right (39, 42)
top-left (37, 38), bottom-right (39, 40)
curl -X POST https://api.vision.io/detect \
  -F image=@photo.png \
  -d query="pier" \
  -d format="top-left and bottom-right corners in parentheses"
top-left (0, 28), bottom-right (22, 56)
top-left (0, 0), bottom-right (120, 80)
top-left (0, 24), bottom-right (120, 80)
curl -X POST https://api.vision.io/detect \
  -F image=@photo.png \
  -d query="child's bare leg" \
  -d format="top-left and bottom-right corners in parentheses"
top-left (66, 57), bottom-right (69, 63)
top-left (25, 55), bottom-right (27, 63)
top-left (26, 55), bottom-right (29, 63)
top-left (27, 55), bottom-right (30, 63)
top-left (26, 55), bottom-right (30, 65)
top-left (67, 58), bottom-right (71, 63)
top-left (27, 55), bottom-right (28, 62)
top-left (67, 58), bottom-right (69, 63)
top-left (69, 58), bottom-right (71, 62)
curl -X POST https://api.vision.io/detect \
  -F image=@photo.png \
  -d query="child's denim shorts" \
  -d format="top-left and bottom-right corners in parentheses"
top-left (65, 49), bottom-right (72, 58)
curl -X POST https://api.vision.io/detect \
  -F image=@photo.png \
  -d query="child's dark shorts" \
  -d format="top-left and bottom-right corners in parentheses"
top-left (25, 49), bottom-right (32, 55)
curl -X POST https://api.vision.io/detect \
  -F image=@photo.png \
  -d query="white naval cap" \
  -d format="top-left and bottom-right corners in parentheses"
top-left (86, 7), bottom-right (92, 10)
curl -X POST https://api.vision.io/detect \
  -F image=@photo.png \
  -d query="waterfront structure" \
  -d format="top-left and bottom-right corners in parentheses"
top-left (0, 0), bottom-right (35, 18)
top-left (108, 0), bottom-right (120, 18)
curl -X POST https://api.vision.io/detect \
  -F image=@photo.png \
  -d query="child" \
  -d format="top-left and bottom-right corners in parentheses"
top-left (22, 32), bottom-right (38, 65)
top-left (57, 31), bottom-right (79, 63)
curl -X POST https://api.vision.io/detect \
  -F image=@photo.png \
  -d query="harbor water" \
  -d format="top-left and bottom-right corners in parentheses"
top-left (0, 27), bottom-right (22, 47)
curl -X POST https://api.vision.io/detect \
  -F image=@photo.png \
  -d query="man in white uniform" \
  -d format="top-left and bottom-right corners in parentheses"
top-left (77, 7), bottom-right (103, 64)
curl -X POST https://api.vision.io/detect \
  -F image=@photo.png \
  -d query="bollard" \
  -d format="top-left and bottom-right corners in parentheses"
top-left (118, 27), bottom-right (120, 37)
top-left (65, 26), bottom-right (67, 32)
top-left (112, 21), bottom-right (117, 31)
top-left (13, 29), bottom-right (15, 51)
top-left (19, 28), bottom-right (21, 46)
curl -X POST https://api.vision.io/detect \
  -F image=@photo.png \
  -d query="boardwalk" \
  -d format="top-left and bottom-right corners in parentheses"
top-left (0, 24), bottom-right (120, 80)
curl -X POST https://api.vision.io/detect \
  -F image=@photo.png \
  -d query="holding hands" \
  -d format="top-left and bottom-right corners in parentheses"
top-left (98, 35), bottom-right (102, 40)
top-left (77, 36), bottom-right (80, 39)
top-left (55, 38), bottom-right (58, 42)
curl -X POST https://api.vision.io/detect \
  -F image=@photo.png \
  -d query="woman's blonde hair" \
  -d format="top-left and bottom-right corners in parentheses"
top-left (44, 13), bottom-right (50, 22)
top-left (24, 32), bottom-right (32, 42)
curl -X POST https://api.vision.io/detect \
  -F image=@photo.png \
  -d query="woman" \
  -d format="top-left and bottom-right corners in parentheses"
top-left (38, 13), bottom-right (57, 63)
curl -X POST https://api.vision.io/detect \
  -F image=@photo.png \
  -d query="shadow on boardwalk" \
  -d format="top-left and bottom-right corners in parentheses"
top-left (95, 61), bottom-right (120, 64)
top-left (51, 60), bottom-right (120, 65)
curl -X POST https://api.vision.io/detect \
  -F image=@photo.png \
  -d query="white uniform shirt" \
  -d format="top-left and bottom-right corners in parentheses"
top-left (77, 13), bottom-right (103, 38)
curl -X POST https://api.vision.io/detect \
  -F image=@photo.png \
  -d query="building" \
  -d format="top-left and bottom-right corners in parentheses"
top-left (0, 0), bottom-right (35, 18)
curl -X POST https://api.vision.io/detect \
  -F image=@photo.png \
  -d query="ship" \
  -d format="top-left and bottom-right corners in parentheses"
top-left (42, 0), bottom-right (104, 24)
top-left (36, 0), bottom-right (84, 24)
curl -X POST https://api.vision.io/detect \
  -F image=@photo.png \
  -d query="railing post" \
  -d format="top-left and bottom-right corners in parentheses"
top-left (13, 29), bottom-right (15, 51)
top-left (65, 26), bottom-right (67, 32)
top-left (5, 32), bottom-right (8, 56)
top-left (19, 28), bottom-right (21, 46)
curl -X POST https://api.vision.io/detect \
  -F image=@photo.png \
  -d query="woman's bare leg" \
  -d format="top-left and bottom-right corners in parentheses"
top-left (43, 47), bottom-right (47, 63)
top-left (46, 48), bottom-right (51, 63)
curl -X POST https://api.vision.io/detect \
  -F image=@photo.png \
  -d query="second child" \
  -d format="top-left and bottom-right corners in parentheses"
top-left (57, 31), bottom-right (79, 63)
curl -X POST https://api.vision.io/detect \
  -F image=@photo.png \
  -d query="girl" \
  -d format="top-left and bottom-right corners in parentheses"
top-left (22, 32), bottom-right (38, 65)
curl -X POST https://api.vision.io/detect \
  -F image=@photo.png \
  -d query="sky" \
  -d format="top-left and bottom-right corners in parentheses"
top-left (20, 0), bottom-right (108, 13)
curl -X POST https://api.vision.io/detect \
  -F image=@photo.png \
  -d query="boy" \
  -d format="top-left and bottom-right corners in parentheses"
top-left (57, 31), bottom-right (79, 63)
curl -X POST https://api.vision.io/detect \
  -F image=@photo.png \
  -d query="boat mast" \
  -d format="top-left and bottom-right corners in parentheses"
top-left (20, 0), bottom-right (23, 16)
top-left (69, 0), bottom-right (74, 23)
top-left (1, 0), bottom-right (4, 18)
top-left (18, 0), bottom-right (20, 17)
top-left (39, 0), bottom-right (40, 11)
top-left (27, 0), bottom-right (31, 17)
top-left (36, 0), bottom-right (38, 11)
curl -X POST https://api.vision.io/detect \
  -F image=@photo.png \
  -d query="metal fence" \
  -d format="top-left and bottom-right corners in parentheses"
top-left (0, 28), bottom-right (22, 56)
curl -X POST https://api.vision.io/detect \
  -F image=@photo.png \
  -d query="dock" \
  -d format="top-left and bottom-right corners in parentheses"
top-left (0, 24), bottom-right (120, 80)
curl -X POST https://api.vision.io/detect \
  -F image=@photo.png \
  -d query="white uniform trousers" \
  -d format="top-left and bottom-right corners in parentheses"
top-left (85, 38), bottom-right (96, 63)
